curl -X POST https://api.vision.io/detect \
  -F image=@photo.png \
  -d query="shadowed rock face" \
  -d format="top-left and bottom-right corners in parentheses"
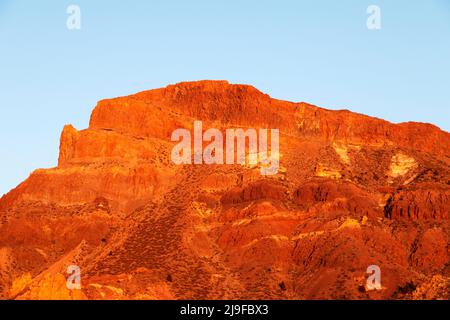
top-left (0, 80), bottom-right (449, 300)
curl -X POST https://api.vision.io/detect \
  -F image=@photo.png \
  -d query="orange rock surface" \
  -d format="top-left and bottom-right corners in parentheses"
top-left (0, 80), bottom-right (448, 299)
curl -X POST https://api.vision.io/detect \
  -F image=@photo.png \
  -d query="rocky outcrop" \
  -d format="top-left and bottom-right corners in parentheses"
top-left (0, 80), bottom-right (448, 300)
top-left (384, 184), bottom-right (449, 220)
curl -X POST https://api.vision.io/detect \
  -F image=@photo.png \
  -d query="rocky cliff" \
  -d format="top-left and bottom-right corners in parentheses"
top-left (0, 80), bottom-right (448, 299)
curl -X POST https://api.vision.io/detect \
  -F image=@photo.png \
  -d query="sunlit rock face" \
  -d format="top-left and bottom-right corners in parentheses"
top-left (0, 81), bottom-right (449, 300)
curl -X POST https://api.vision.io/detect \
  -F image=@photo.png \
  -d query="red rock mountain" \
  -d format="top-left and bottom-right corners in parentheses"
top-left (0, 80), bottom-right (449, 299)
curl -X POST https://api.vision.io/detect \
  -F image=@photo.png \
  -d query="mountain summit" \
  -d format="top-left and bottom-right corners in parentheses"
top-left (0, 81), bottom-right (448, 299)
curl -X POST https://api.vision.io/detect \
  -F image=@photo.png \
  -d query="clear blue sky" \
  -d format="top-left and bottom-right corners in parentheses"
top-left (1, 0), bottom-right (449, 196)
